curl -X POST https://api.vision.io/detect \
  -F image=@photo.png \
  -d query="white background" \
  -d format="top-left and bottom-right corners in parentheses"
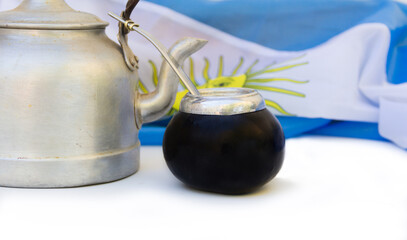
top-left (0, 136), bottom-right (406, 240)
top-left (1, 1), bottom-right (407, 239)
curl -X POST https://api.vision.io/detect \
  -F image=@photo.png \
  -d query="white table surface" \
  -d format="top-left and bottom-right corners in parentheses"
top-left (0, 136), bottom-right (406, 240)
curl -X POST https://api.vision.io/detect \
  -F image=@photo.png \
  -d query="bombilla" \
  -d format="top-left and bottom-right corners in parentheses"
top-left (108, 12), bottom-right (200, 96)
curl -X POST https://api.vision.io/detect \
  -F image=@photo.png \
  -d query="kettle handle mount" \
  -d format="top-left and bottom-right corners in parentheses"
top-left (113, 0), bottom-right (200, 95)
top-left (109, 12), bottom-right (200, 96)
top-left (116, 0), bottom-right (140, 71)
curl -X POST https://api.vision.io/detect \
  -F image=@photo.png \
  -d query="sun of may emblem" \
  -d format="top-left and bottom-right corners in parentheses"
top-left (139, 55), bottom-right (309, 116)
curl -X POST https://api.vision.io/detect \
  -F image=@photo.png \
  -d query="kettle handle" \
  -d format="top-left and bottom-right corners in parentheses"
top-left (117, 0), bottom-right (140, 71)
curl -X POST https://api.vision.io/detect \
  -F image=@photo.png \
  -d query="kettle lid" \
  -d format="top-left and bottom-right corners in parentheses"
top-left (0, 0), bottom-right (108, 30)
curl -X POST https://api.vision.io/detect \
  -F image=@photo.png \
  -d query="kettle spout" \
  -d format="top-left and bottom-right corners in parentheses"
top-left (139, 37), bottom-right (207, 124)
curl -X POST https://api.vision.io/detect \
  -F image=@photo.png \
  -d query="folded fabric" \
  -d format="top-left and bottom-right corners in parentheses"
top-left (141, 0), bottom-right (407, 148)
top-left (2, 0), bottom-right (406, 147)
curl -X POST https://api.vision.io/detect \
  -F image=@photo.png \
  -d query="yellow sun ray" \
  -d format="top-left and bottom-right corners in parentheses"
top-left (217, 56), bottom-right (224, 77)
top-left (189, 58), bottom-right (197, 85)
top-left (138, 80), bottom-right (148, 93)
top-left (277, 53), bottom-right (307, 65)
top-left (246, 78), bottom-right (309, 84)
top-left (249, 62), bottom-right (308, 78)
top-left (148, 60), bottom-right (158, 86)
top-left (245, 84), bottom-right (306, 97)
top-left (232, 57), bottom-right (244, 76)
top-left (265, 99), bottom-right (295, 116)
top-left (264, 61), bottom-right (277, 69)
top-left (245, 59), bottom-right (259, 74)
top-left (203, 58), bottom-right (210, 83)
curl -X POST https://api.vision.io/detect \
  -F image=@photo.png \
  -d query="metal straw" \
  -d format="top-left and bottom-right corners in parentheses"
top-left (108, 12), bottom-right (200, 96)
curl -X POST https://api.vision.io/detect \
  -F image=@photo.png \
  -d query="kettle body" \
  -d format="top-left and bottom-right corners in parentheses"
top-left (0, 27), bottom-right (140, 187)
top-left (0, 0), bottom-right (206, 187)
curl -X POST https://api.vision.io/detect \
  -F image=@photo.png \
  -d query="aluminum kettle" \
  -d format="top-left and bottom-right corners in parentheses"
top-left (0, 0), bottom-right (207, 187)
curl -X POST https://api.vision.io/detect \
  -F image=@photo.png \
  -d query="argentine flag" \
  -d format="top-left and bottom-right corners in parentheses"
top-left (2, 0), bottom-right (407, 148)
